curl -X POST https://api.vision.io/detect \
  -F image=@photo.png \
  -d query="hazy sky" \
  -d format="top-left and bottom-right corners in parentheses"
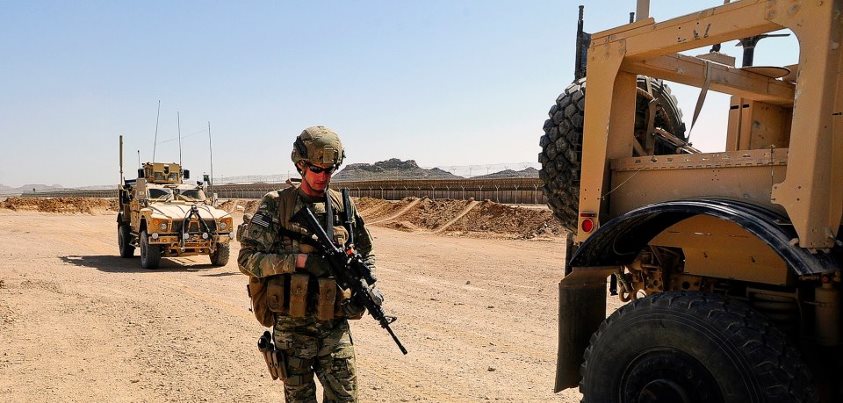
top-left (0, 1), bottom-right (799, 187)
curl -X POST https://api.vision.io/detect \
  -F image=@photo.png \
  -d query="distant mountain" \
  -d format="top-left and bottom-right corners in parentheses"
top-left (472, 167), bottom-right (539, 179)
top-left (0, 184), bottom-right (65, 195)
top-left (333, 158), bottom-right (463, 181)
top-left (74, 185), bottom-right (115, 191)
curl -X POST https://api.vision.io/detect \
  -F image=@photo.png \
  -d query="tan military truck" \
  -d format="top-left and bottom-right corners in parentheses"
top-left (117, 161), bottom-right (233, 269)
top-left (541, 1), bottom-right (842, 401)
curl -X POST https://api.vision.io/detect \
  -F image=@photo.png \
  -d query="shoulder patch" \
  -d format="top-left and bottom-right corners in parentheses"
top-left (251, 213), bottom-right (271, 228)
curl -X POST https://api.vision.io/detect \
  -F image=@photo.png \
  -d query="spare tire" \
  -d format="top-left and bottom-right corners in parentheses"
top-left (538, 77), bottom-right (687, 232)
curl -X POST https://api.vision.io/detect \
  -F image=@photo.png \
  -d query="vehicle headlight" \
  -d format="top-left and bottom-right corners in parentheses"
top-left (149, 217), bottom-right (170, 232)
top-left (219, 217), bottom-right (233, 231)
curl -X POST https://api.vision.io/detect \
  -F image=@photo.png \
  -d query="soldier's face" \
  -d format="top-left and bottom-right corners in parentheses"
top-left (303, 162), bottom-right (333, 192)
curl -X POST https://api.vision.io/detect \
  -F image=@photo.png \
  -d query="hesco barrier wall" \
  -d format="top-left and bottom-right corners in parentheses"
top-left (22, 178), bottom-right (547, 204)
top-left (333, 178), bottom-right (546, 204)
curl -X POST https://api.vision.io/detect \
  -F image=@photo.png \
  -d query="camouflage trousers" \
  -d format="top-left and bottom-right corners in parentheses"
top-left (273, 316), bottom-right (357, 403)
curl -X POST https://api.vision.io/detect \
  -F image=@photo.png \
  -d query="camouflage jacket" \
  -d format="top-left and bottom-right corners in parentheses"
top-left (237, 184), bottom-right (376, 279)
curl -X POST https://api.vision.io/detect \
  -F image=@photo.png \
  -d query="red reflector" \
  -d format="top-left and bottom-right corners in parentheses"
top-left (581, 218), bottom-right (594, 233)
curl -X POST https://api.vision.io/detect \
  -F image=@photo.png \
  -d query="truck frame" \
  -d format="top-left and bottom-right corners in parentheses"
top-left (553, 1), bottom-right (843, 401)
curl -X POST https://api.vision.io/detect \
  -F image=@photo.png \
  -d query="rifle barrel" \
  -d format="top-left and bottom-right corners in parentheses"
top-left (384, 322), bottom-right (408, 355)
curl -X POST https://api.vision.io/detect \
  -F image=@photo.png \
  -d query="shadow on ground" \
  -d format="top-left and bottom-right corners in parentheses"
top-left (59, 255), bottom-right (229, 274)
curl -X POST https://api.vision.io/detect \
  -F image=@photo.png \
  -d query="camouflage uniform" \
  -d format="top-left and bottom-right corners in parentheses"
top-left (238, 183), bottom-right (376, 403)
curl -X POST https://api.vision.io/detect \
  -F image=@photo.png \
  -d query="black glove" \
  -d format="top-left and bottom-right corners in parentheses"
top-left (341, 299), bottom-right (366, 318)
top-left (303, 254), bottom-right (329, 277)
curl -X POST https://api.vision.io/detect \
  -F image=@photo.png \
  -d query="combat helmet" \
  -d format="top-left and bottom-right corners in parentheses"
top-left (291, 126), bottom-right (345, 170)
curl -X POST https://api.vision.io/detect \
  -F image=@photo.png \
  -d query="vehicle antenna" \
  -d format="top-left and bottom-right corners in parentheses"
top-left (119, 135), bottom-right (124, 185)
top-left (137, 150), bottom-right (141, 169)
top-left (153, 100), bottom-right (161, 161)
top-left (208, 121), bottom-right (214, 187)
top-left (177, 111), bottom-right (183, 167)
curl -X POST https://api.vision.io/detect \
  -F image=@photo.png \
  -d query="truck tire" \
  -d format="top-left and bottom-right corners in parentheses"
top-left (538, 77), bottom-right (686, 232)
top-left (210, 243), bottom-right (230, 266)
top-left (580, 291), bottom-right (817, 403)
top-left (118, 224), bottom-right (134, 258)
top-left (140, 230), bottom-right (161, 269)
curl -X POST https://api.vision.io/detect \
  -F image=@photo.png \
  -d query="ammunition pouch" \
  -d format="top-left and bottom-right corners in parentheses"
top-left (288, 273), bottom-right (309, 317)
top-left (265, 275), bottom-right (287, 314)
top-left (316, 277), bottom-right (338, 321)
top-left (250, 272), bottom-right (360, 322)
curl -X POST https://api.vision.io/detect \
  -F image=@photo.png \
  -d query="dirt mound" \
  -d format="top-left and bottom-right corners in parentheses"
top-left (365, 197), bottom-right (566, 239)
top-left (0, 197), bottom-right (118, 214)
top-left (355, 197), bottom-right (415, 222)
top-left (218, 199), bottom-right (238, 212)
top-left (449, 200), bottom-right (566, 238)
top-left (387, 198), bottom-right (473, 230)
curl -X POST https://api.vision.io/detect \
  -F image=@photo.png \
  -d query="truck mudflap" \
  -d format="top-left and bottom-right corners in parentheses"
top-left (569, 198), bottom-right (840, 276)
top-left (555, 268), bottom-right (613, 392)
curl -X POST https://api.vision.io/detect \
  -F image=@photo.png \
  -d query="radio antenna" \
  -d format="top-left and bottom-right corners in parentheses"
top-left (208, 121), bottom-right (214, 186)
top-left (177, 111), bottom-right (183, 167)
top-left (152, 100), bottom-right (161, 161)
top-left (119, 135), bottom-right (124, 185)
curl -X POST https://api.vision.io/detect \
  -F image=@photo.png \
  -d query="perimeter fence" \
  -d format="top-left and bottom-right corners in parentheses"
top-left (21, 178), bottom-right (547, 205)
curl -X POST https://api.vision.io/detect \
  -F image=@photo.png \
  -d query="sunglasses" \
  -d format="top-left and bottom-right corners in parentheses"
top-left (307, 164), bottom-right (336, 174)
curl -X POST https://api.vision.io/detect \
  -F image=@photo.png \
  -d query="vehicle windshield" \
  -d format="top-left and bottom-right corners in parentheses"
top-left (147, 187), bottom-right (206, 202)
top-left (176, 188), bottom-right (206, 201)
top-left (148, 188), bottom-right (173, 201)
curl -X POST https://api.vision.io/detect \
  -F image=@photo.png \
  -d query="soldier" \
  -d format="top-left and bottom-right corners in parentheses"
top-left (238, 126), bottom-right (376, 403)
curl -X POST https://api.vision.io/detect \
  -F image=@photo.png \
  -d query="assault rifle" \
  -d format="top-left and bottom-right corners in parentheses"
top-left (293, 197), bottom-right (408, 355)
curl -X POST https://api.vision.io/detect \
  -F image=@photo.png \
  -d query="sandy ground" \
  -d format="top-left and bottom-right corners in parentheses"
top-left (0, 209), bottom-right (591, 402)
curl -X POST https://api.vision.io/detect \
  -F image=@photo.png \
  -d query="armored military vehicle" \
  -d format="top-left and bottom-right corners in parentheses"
top-left (117, 156), bottom-right (233, 269)
top-left (543, 1), bottom-right (842, 401)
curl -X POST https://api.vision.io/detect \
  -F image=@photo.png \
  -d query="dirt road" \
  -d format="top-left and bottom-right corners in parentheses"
top-left (0, 210), bottom-right (587, 402)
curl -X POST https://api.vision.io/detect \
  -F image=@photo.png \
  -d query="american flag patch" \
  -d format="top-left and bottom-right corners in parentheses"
top-left (251, 214), bottom-right (271, 228)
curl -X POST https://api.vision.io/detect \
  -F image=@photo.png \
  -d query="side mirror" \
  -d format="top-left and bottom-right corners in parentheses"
top-left (203, 174), bottom-right (210, 184)
top-left (137, 168), bottom-right (145, 178)
top-left (183, 169), bottom-right (190, 179)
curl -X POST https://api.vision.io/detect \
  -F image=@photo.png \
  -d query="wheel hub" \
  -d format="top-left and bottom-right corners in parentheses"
top-left (621, 348), bottom-right (722, 403)
top-left (638, 379), bottom-right (690, 403)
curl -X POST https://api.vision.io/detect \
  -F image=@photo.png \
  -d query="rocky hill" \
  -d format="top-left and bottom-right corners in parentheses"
top-left (333, 158), bottom-right (462, 181)
top-left (471, 167), bottom-right (539, 179)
